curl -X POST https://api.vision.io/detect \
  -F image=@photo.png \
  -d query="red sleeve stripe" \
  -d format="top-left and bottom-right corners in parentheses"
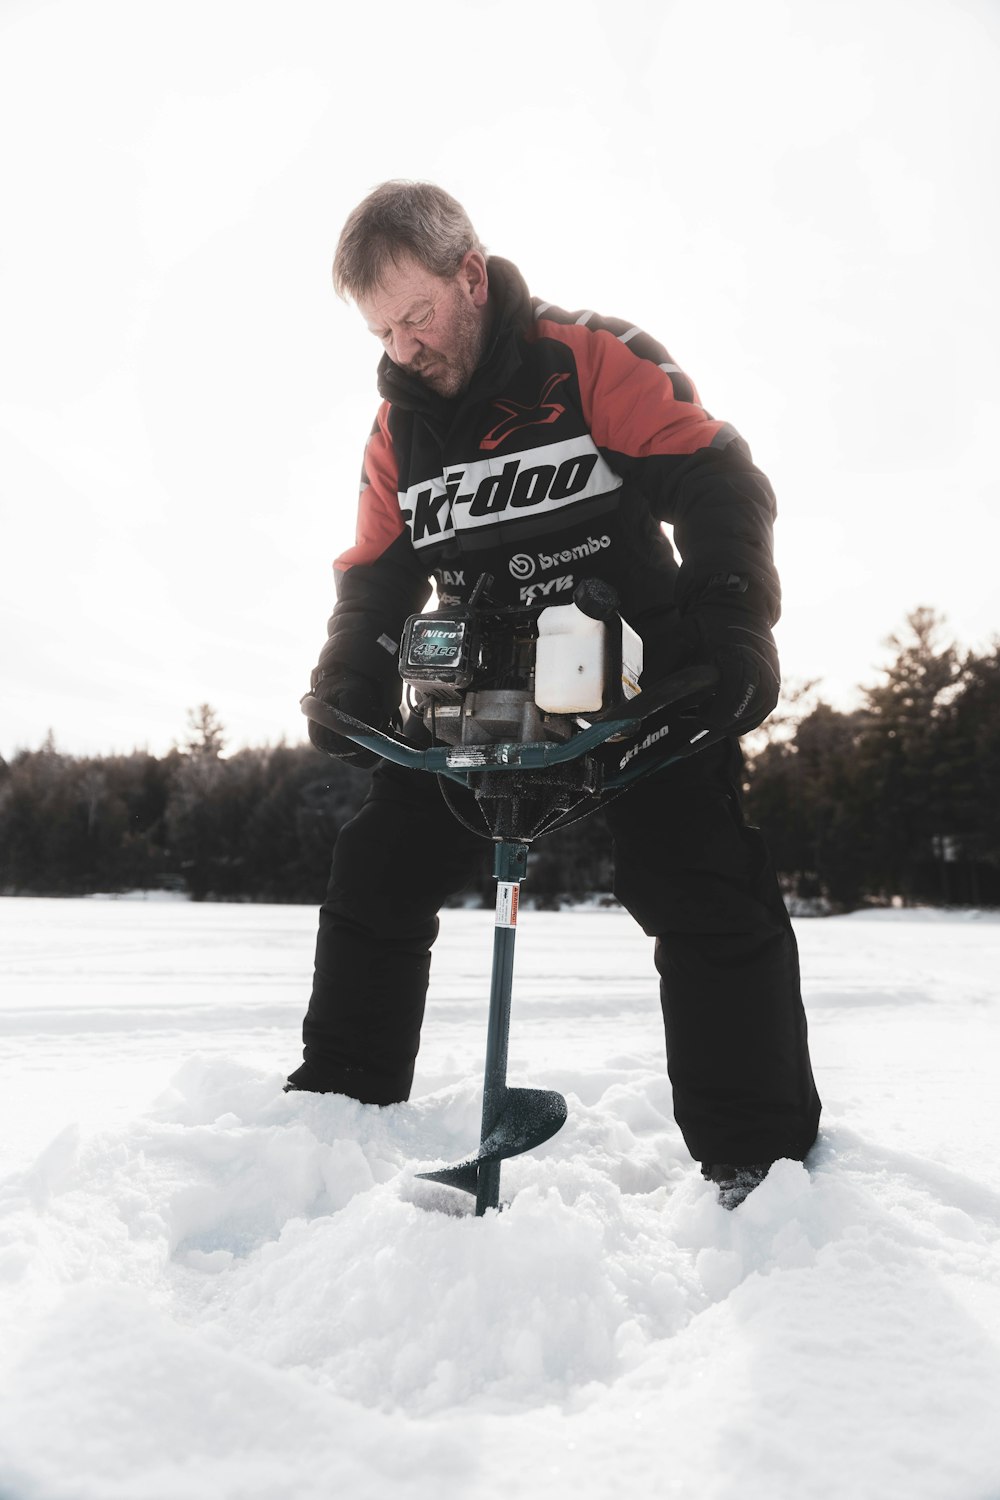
top-left (536, 317), bottom-right (729, 460)
top-left (333, 403), bottom-right (404, 574)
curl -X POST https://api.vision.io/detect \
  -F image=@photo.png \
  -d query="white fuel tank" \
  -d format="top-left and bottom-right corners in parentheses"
top-left (534, 602), bottom-right (643, 715)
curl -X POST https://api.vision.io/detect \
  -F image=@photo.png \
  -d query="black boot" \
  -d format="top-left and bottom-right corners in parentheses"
top-left (282, 1061), bottom-right (336, 1094)
top-left (701, 1161), bottom-right (772, 1210)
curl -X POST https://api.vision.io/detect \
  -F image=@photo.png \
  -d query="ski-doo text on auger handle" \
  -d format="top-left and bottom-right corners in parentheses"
top-left (301, 576), bottom-right (720, 1214)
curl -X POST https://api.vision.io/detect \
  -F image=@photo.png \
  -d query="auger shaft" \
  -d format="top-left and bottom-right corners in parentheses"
top-left (475, 838), bottom-right (529, 1213)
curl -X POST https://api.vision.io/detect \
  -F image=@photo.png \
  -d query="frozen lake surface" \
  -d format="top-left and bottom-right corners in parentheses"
top-left (1, 896), bottom-right (999, 1499)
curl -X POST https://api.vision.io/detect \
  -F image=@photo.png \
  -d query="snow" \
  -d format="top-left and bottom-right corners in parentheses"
top-left (2, 896), bottom-right (1000, 1500)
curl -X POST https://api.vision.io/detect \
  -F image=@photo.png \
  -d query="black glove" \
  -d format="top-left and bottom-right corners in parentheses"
top-left (306, 671), bottom-right (390, 769)
top-left (689, 574), bottom-right (780, 734)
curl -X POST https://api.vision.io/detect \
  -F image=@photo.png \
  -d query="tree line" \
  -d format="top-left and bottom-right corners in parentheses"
top-left (747, 608), bottom-right (1000, 909)
top-left (1, 610), bottom-right (997, 910)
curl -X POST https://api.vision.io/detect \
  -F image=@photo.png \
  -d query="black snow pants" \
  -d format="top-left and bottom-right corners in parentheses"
top-left (299, 740), bottom-right (821, 1167)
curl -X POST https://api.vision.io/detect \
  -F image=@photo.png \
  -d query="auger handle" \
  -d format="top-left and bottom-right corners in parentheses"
top-left (300, 664), bottom-right (720, 779)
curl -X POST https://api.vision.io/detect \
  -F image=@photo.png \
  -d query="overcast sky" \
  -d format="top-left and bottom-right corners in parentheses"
top-left (1, 0), bottom-right (997, 759)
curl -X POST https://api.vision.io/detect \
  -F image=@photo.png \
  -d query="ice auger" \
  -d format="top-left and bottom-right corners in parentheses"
top-left (301, 575), bottom-right (719, 1214)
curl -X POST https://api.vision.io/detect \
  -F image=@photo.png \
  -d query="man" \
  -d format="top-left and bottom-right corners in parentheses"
top-left (286, 181), bottom-right (821, 1209)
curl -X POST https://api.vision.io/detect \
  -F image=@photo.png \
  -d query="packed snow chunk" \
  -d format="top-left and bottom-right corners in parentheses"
top-left (21, 1121), bottom-right (82, 1207)
top-left (0, 1124), bottom-right (169, 1344)
top-left (556, 1075), bottom-right (686, 1196)
top-left (318, 1136), bottom-right (377, 1211)
top-left (573, 1154), bottom-right (1000, 1500)
top-left (0, 1283), bottom-right (471, 1500)
top-left (142, 1058), bottom-right (402, 1260)
top-left (695, 1246), bottom-right (744, 1301)
top-left (150, 1055), bottom-right (292, 1128)
top-left (166, 1121), bottom-right (330, 1261)
top-left (185, 1177), bottom-right (698, 1416)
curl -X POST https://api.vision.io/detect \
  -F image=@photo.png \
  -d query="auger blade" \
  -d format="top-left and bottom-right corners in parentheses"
top-left (416, 1086), bottom-right (568, 1199)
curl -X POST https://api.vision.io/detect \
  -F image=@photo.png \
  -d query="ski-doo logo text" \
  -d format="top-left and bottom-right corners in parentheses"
top-left (618, 723), bottom-right (671, 769)
top-left (411, 453), bottom-right (596, 537)
top-left (399, 437), bottom-right (621, 549)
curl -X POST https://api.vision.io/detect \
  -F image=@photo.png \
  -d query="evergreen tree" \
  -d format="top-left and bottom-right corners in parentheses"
top-left (948, 641), bottom-right (1000, 901)
top-left (746, 702), bottom-right (872, 909)
top-left (860, 608), bottom-right (961, 902)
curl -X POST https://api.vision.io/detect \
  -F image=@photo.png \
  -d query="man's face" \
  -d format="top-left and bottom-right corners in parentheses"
top-left (357, 251), bottom-right (489, 398)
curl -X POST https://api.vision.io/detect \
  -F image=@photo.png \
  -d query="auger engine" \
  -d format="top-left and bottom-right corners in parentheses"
top-left (398, 574), bottom-right (644, 748)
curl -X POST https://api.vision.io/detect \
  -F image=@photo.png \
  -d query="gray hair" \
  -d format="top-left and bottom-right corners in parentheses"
top-left (332, 181), bottom-right (485, 302)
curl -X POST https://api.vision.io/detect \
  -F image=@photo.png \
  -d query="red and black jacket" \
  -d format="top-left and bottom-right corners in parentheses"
top-left (314, 257), bottom-right (780, 705)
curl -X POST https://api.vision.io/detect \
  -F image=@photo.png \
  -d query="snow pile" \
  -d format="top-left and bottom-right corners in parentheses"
top-left (1, 902), bottom-right (1000, 1499)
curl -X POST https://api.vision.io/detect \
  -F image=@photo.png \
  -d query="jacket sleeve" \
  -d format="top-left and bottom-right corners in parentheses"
top-left (537, 316), bottom-right (781, 623)
top-left (312, 403), bottom-right (432, 705)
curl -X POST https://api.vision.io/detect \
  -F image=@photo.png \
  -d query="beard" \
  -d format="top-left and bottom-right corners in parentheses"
top-left (405, 293), bottom-right (488, 398)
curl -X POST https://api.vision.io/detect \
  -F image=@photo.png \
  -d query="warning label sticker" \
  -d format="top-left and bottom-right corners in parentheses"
top-left (495, 881), bottom-right (519, 928)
